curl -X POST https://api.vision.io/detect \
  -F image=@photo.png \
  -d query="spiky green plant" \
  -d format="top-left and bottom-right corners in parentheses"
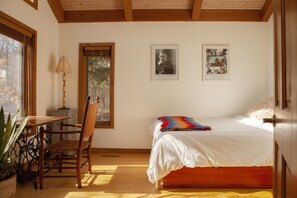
top-left (0, 107), bottom-right (28, 181)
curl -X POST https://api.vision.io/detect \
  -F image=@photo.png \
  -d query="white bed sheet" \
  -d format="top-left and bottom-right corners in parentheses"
top-left (147, 116), bottom-right (273, 183)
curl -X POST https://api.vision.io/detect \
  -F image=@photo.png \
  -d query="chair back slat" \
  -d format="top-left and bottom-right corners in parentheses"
top-left (83, 102), bottom-right (98, 138)
top-left (79, 97), bottom-right (99, 145)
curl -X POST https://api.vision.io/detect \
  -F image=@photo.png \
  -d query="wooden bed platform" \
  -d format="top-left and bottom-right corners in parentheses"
top-left (157, 166), bottom-right (273, 189)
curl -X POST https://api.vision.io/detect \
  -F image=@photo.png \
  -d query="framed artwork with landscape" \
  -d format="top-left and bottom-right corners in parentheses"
top-left (202, 45), bottom-right (229, 80)
top-left (151, 45), bottom-right (179, 80)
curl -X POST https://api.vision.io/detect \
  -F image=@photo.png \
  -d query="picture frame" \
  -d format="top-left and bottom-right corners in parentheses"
top-left (151, 45), bottom-right (179, 80)
top-left (23, 0), bottom-right (38, 10)
top-left (202, 44), bottom-right (229, 80)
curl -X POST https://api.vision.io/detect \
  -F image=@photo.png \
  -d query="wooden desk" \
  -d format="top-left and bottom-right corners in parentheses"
top-left (13, 116), bottom-right (69, 189)
top-left (26, 116), bottom-right (69, 127)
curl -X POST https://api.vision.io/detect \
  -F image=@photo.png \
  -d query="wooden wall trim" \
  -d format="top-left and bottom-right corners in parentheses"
top-left (192, 0), bottom-right (203, 21)
top-left (92, 148), bottom-right (151, 154)
top-left (121, 0), bottom-right (133, 21)
top-left (62, 9), bottom-right (264, 23)
top-left (47, 0), bottom-right (271, 23)
top-left (47, 0), bottom-right (65, 23)
top-left (262, 0), bottom-right (274, 21)
top-left (200, 9), bottom-right (262, 21)
top-left (24, 0), bottom-right (38, 10)
top-left (0, 11), bottom-right (35, 37)
top-left (133, 9), bottom-right (192, 21)
top-left (78, 44), bottom-right (87, 123)
top-left (78, 43), bottom-right (115, 128)
top-left (0, 11), bottom-right (37, 116)
top-left (64, 10), bottom-right (125, 22)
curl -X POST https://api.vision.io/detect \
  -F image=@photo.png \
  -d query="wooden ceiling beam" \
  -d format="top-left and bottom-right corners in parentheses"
top-left (261, 0), bottom-right (273, 21)
top-left (133, 9), bottom-right (192, 21)
top-left (47, 0), bottom-right (65, 23)
top-left (61, 9), bottom-right (263, 23)
top-left (64, 10), bottom-right (125, 22)
top-left (192, 0), bottom-right (204, 21)
top-left (121, 0), bottom-right (133, 21)
top-left (200, 9), bottom-right (262, 21)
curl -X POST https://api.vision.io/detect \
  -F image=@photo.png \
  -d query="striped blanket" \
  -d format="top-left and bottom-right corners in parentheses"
top-left (158, 116), bottom-right (211, 132)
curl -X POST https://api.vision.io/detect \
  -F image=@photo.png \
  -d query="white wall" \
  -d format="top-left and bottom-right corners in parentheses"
top-left (1, 0), bottom-right (274, 149)
top-left (59, 19), bottom-right (274, 149)
top-left (0, 0), bottom-right (60, 116)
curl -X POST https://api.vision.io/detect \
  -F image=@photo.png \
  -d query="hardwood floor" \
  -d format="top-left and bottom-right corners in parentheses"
top-left (16, 152), bottom-right (273, 198)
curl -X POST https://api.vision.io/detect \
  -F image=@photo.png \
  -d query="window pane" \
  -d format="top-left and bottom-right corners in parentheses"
top-left (87, 56), bottom-right (111, 123)
top-left (0, 34), bottom-right (24, 116)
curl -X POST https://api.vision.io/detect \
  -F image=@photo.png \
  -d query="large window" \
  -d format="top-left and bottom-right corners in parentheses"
top-left (79, 43), bottom-right (114, 128)
top-left (0, 11), bottom-right (36, 116)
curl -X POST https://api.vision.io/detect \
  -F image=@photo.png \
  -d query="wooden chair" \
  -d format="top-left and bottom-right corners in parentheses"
top-left (39, 96), bottom-right (99, 189)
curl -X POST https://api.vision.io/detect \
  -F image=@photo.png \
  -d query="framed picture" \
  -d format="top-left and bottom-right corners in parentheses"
top-left (202, 45), bottom-right (229, 80)
top-left (151, 45), bottom-right (179, 80)
top-left (23, 0), bottom-right (38, 10)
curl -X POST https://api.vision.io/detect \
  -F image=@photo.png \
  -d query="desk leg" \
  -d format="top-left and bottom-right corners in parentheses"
top-left (39, 126), bottom-right (44, 189)
top-left (10, 128), bottom-right (39, 189)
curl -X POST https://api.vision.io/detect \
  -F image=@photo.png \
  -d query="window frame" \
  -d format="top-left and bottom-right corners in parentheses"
top-left (78, 43), bottom-right (115, 128)
top-left (0, 11), bottom-right (37, 116)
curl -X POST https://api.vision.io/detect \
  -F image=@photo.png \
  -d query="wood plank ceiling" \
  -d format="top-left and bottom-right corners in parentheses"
top-left (48, 0), bottom-right (273, 23)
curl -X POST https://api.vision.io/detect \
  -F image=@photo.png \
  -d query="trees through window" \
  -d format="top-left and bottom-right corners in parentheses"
top-left (79, 43), bottom-right (114, 128)
top-left (0, 11), bottom-right (36, 117)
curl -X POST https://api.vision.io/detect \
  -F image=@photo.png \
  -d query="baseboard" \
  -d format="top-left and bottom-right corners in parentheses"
top-left (92, 148), bottom-right (151, 154)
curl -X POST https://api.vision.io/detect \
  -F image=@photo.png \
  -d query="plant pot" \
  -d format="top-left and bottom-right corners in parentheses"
top-left (0, 174), bottom-right (16, 198)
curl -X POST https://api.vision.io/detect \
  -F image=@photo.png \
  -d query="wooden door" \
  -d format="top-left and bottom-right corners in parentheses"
top-left (273, 0), bottom-right (297, 197)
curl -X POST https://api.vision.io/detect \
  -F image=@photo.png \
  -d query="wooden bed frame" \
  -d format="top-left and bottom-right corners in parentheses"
top-left (156, 166), bottom-right (273, 189)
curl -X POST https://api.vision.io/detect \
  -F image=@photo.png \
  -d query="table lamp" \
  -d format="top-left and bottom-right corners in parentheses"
top-left (55, 55), bottom-right (72, 110)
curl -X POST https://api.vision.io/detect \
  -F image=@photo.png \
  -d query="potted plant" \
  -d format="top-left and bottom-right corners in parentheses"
top-left (0, 107), bottom-right (28, 198)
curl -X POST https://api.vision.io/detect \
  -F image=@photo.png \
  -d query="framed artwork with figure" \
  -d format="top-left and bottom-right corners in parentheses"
top-left (203, 45), bottom-right (229, 80)
top-left (151, 45), bottom-right (179, 80)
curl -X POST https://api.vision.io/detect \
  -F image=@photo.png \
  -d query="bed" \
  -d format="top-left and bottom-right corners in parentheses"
top-left (147, 116), bottom-right (274, 189)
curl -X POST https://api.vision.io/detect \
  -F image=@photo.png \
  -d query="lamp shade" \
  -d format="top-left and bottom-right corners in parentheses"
top-left (55, 56), bottom-right (72, 74)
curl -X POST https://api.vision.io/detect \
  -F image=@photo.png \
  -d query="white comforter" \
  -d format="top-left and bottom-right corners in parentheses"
top-left (147, 116), bottom-right (273, 183)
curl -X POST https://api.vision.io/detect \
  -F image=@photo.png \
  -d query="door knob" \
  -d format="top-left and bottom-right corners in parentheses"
top-left (263, 115), bottom-right (276, 127)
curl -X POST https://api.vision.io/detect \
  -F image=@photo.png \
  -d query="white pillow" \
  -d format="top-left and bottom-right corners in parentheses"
top-left (246, 97), bottom-right (274, 120)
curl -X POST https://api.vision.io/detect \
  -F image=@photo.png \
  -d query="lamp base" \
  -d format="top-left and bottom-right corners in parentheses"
top-left (58, 107), bottom-right (70, 110)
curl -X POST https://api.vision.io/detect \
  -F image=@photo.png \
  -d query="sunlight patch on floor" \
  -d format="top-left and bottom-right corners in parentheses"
top-left (91, 165), bottom-right (118, 171)
top-left (64, 192), bottom-right (152, 198)
top-left (92, 175), bottom-right (114, 185)
top-left (92, 164), bottom-right (148, 169)
top-left (16, 153), bottom-right (273, 198)
top-left (160, 189), bottom-right (273, 198)
top-left (64, 190), bottom-right (272, 198)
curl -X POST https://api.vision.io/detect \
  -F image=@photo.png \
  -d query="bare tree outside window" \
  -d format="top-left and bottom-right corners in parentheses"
top-left (87, 57), bottom-right (111, 122)
top-left (1, 12), bottom-right (37, 117)
top-left (0, 34), bottom-right (24, 117)
top-left (79, 43), bottom-right (114, 128)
